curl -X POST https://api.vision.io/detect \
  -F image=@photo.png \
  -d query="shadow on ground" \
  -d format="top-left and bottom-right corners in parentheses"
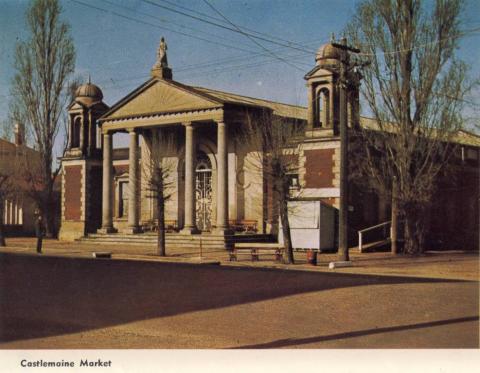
top-left (0, 252), bottom-right (475, 344)
top-left (233, 315), bottom-right (480, 348)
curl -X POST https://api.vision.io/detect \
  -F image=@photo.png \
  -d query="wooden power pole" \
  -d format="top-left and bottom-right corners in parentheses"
top-left (332, 38), bottom-right (361, 265)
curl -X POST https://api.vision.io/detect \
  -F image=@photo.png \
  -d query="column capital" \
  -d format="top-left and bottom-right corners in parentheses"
top-left (183, 121), bottom-right (193, 127)
top-left (126, 128), bottom-right (138, 134)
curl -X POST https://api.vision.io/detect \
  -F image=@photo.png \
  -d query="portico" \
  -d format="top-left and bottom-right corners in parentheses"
top-left (99, 108), bottom-right (232, 235)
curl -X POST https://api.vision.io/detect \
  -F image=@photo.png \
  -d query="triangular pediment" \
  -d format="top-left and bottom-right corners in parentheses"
top-left (304, 65), bottom-right (337, 80)
top-left (103, 79), bottom-right (223, 120)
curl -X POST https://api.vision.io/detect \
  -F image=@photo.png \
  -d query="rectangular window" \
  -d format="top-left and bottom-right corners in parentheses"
top-left (288, 174), bottom-right (300, 189)
top-left (119, 181), bottom-right (129, 218)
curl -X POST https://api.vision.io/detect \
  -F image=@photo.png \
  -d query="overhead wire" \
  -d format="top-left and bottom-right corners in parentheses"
top-left (98, 0), bottom-right (259, 52)
top-left (357, 26), bottom-right (480, 57)
top-left (3, 1), bottom-right (478, 101)
top-left (155, 0), bottom-right (316, 48)
top-left (70, 0), bottom-right (259, 55)
top-left (140, 0), bottom-right (317, 54)
top-left (69, 0), bottom-right (317, 75)
top-left (201, 0), bottom-right (305, 72)
top-left (71, 0), bottom-right (317, 72)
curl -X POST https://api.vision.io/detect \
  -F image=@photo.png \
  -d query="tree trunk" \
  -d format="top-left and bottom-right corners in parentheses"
top-left (391, 184), bottom-right (398, 255)
top-left (0, 201), bottom-right (6, 247)
top-left (156, 172), bottom-right (166, 256)
top-left (403, 203), bottom-right (423, 255)
top-left (44, 187), bottom-right (56, 238)
top-left (279, 182), bottom-right (294, 264)
top-left (44, 210), bottom-right (55, 238)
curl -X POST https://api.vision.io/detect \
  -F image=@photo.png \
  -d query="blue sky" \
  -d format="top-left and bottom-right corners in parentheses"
top-left (0, 0), bottom-right (479, 148)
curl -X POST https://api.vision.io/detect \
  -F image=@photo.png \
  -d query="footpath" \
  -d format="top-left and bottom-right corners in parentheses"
top-left (1, 237), bottom-right (478, 281)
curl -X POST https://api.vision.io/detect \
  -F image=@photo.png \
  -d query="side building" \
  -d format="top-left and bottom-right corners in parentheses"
top-left (0, 124), bottom-right (40, 235)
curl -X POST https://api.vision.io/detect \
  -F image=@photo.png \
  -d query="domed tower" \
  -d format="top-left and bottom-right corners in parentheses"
top-left (60, 79), bottom-right (109, 240)
top-left (304, 36), bottom-right (359, 133)
top-left (66, 80), bottom-right (108, 158)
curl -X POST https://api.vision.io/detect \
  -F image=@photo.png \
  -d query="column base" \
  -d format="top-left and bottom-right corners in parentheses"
top-left (97, 227), bottom-right (117, 234)
top-left (213, 227), bottom-right (233, 236)
top-left (122, 226), bottom-right (142, 234)
top-left (180, 226), bottom-right (200, 235)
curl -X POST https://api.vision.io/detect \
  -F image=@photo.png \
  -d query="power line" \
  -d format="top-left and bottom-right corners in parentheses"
top-left (70, 0), bottom-right (259, 55)
top-left (357, 26), bottom-right (480, 57)
top-left (201, 0), bottom-right (305, 72)
top-left (98, 0), bottom-right (258, 53)
top-left (156, 0), bottom-right (315, 49)
top-left (0, 49), bottom-right (313, 102)
top-left (69, 0), bottom-right (317, 75)
top-left (140, 0), bottom-right (316, 54)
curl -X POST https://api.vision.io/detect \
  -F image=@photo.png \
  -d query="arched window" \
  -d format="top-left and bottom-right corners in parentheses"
top-left (71, 117), bottom-right (81, 148)
top-left (315, 94), bottom-right (323, 128)
top-left (316, 88), bottom-right (330, 128)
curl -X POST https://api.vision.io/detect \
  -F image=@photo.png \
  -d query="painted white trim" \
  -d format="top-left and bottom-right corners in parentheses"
top-left (296, 188), bottom-right (340, 198)
top-left (302, 140), bottom-right (340, 150)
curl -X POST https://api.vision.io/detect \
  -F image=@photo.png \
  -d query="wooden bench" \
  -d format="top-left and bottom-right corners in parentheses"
top-left (228, 219), bottom-right (258, 233)
top-left (229, 243), bottom-right (284, 262)
top-left (142, 220), bottom-right (178, 232)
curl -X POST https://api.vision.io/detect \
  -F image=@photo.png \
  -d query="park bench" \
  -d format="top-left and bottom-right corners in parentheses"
top-left (228, 219), bottom-right (258, 233)
top-left (142, 220), bottom-right (178, 232)
top-left (229, 242), bottom-right (284, 262)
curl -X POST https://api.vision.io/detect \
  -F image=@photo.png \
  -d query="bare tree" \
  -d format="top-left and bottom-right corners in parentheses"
top-left (0, 173), bottom-right (14, 247)
top-left (243, 111), bottom-right (304, 264)
top-left (9, 0), bottom-right (75, 237)
top-left (345, 0), bottom-right (473, 254)
top-left (143, 131), bottom-right (177, 256)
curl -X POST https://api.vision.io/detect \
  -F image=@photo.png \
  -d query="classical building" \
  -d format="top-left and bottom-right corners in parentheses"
top-left (59, 39), bottom-right (479, 250)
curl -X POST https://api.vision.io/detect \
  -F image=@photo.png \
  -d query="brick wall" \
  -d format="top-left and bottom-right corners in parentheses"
top-left (86, 165), bottom-right (103, 232)
top-left (304, 149), bottom-right (335, 188)
top-left (64, 165), bottom-right (82, 221)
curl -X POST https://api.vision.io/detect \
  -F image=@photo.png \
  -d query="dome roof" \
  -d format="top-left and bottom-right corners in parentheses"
top-left (315, 42), bottom-right (342, 63)
top-left (74, 81), bottom-right (104, 107)
top-left (76, 82), bottom-right (103, 100)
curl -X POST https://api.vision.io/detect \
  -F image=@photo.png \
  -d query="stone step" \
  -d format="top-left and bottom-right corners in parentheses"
top-left (84, 236), bottom-right (228, 241)
top-left (78, 233), bottom-right (276, 251)
top-left (82, 233), bottom-right (274, 243)
top-left (79, 238), bottom-right (227, 248)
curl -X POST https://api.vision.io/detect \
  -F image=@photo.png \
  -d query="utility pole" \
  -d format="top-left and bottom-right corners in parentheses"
top-left (330, 37), bottom-right (361, 266)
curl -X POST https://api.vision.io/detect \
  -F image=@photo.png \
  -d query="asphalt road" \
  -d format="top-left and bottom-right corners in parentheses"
top-left (0, 253), bottom-right (478, 348)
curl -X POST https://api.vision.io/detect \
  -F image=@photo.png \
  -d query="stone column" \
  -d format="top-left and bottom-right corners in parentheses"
top-left (307, 84), bottom-right (314, 129)
top-left (100, 131), bottom-right (115, 233)
top-left (88, 111), bottom-right (93, 156)
top-left (126, 129), bottom-right (140, 233)
top-left (181, 122), bottom-right (197, 234)
top-left (68, 115), bottom-right (73, 148)
top-left (215, 121), bottom-right (230, 233)
top-left (79, 113), bottom-right (85, 152)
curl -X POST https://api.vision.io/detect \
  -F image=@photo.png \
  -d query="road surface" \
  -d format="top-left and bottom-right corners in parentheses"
top-left (0, 253), bottom-right (478, 348)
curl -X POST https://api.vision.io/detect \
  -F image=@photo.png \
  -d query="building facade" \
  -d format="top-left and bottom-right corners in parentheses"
top-left (59, 39), bottom-right (479, 250)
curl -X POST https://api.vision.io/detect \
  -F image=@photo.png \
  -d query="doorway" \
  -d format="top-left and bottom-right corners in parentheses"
top-left (195, 152), bottom-right (212, 231)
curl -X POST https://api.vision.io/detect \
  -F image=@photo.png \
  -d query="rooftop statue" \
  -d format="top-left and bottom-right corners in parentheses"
top-left (156, 37), bottom-right (168, 68)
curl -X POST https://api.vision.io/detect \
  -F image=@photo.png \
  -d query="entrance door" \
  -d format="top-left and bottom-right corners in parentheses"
top-left (195, 152), bottom-right (212, 231)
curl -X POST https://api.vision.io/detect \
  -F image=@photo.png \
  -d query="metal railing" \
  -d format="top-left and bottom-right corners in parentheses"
top-left (358, 221), bottom-right (391, 253)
